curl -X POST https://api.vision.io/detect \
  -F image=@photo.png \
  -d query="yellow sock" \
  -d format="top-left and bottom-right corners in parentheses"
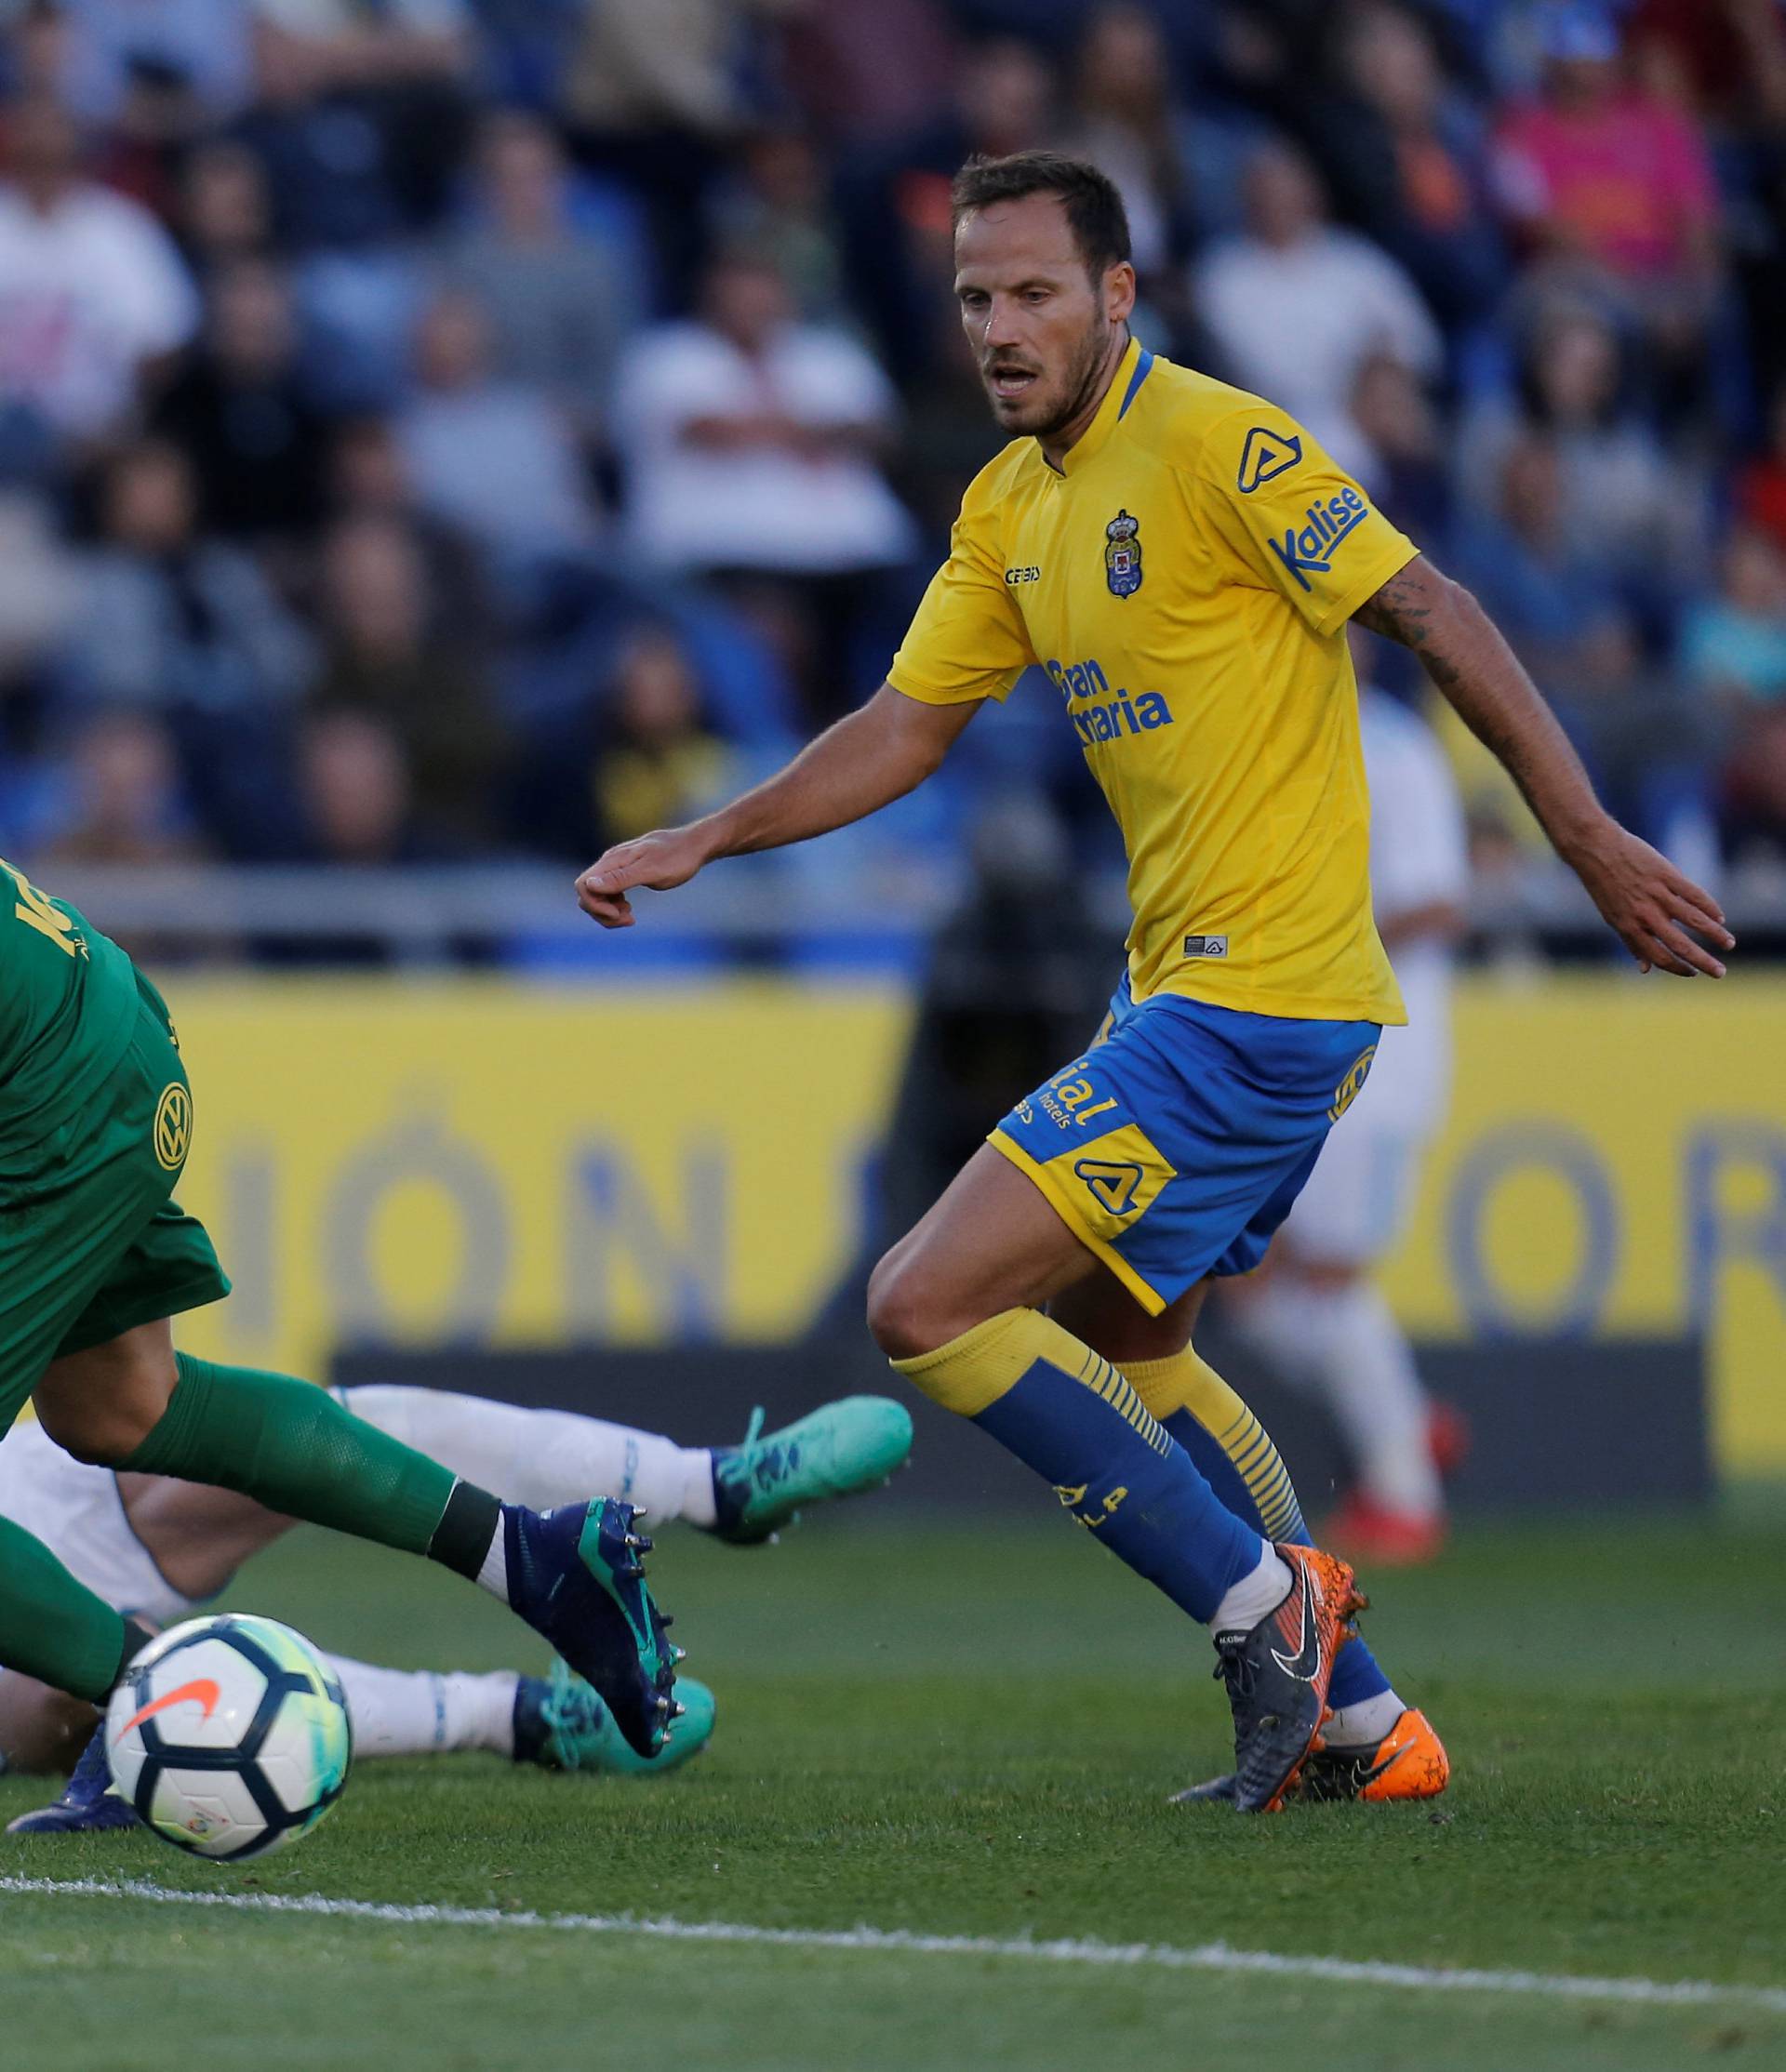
top-left (1118, 1347), bottom-right (1306, 1544)
top-left (890, 1307), bottom-right (1166, 1451)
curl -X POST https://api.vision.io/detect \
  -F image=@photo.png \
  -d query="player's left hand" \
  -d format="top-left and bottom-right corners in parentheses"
top-left (575, 827), bottom-right (713, 928)
top-left (1568, 819), bottom-right (1734, 976)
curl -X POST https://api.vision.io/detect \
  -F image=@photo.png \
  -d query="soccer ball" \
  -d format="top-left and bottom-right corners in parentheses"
top-left (104, 1614), bottom-right (352, 1863)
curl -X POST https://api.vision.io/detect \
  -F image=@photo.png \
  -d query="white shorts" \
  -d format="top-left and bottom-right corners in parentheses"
top-left (0, 1420), bottom-right (194, 1629)
top-left (1281, 1109), bottom-right (1428, 1268)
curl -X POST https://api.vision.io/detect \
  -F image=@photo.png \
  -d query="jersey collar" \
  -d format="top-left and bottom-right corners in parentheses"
top-left (1050, 335), bottom-right (1153, 477)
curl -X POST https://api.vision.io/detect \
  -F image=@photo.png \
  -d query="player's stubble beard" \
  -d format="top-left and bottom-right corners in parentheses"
top-left (984, 311), bottom-right (1125, 446)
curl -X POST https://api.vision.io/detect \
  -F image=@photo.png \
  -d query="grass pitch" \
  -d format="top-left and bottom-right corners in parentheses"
top-left (3, 1504), bottom-right (1784, 2070)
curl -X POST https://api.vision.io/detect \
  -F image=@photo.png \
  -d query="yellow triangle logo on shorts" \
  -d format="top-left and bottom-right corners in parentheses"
top-left (1073, 1159), bottom-right (1144, 1217)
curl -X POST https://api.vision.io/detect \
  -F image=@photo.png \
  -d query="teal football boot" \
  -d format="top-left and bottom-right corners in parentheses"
top-left (710, 1396), bottom-right (913, 1545)
top-left (514, 1659), bottom-right (715, 1774)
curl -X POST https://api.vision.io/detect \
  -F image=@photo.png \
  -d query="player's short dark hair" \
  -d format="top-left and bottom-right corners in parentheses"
top-left (950, 152), bottom-right (1132, 284)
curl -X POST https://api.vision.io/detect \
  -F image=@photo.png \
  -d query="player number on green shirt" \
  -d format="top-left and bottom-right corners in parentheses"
top-left (0, 857), bottom-right (82, 958)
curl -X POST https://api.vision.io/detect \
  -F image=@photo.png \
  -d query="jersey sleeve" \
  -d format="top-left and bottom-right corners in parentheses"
top-left (886, 474), bottom-right (1034, 706)
top-left (1191, 407), bottom-right (1420, 636)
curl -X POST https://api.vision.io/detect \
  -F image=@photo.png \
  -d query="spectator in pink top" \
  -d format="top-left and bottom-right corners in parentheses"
top-left (1493, 5), bottom-right (1720, 368)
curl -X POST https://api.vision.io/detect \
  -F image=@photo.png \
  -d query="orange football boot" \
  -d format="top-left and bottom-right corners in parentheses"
top-left (1300, 1707), bottom-right (1450, 1802)
top-left (1172, 1705), bottom-right (1449, 1807)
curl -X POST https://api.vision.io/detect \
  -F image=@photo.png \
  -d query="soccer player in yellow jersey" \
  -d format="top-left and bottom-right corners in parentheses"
top-left (578, 154), bottom-right (1731, 1813)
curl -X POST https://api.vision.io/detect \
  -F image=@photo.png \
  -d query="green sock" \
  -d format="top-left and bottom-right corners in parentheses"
top-left (121, 1354), bottom-right (496, 1570)
top-left (0, 1513), bottom-right (133, 1702)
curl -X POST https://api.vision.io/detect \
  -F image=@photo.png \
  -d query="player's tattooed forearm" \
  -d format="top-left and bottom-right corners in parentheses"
top-left (1356, 560), bottom-right (1590, 838)
top-left (1355, 563), bottom-right (1491, 704)
top-left (1352, 564), bottom-right (1441, 650)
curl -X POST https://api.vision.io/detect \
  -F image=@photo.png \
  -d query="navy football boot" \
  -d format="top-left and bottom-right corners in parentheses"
top-left (7, 1728), bottom-right (139, 1835)
top-left (500, 1497), bottom-right (679, 1760)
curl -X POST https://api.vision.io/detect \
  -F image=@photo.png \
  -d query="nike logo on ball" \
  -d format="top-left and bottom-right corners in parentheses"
top-left (121, 1678), bottom-right (221, 1736)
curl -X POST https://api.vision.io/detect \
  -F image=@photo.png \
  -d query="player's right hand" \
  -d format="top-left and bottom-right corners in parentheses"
top-left (575, 827), bottom-right (713, 928)
top-left (1568, 818), bottom-right (1734, 977)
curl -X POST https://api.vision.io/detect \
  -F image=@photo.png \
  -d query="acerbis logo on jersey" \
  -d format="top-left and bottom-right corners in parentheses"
top-left (1269, 486), bottom-right (1373, 591)
top-left (1182, 936), bottom-right (1229, 959)
top-left (1236, 425), bottom-right (1302, 493)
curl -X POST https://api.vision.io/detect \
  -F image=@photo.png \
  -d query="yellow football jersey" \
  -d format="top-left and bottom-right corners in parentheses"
top-left (887, 337), bottom-right (1416, 1025)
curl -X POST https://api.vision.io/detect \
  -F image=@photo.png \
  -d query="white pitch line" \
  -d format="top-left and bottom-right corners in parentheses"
top-left (3, 1873), bottom-right (1784, 2017)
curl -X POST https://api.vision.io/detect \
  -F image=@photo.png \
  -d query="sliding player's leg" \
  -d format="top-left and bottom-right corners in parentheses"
top-left (332, 1384), bottom-right (719, 1524)
top-left (1051, 1268), bottom-right (1447, 1805)
top-left (5, 1644), bottom-right (718, 1841)
top-left (5, 1648), bottom-right (718, 1840)
top-left (32, 1322), bottom-right (677, 1760)
top-left (308, 1655), bottom-right (718, 1774)
top-left (330, 1383), bottom-right (913, 1545)
top-left (1, 1429), bottom-right (712, 1831)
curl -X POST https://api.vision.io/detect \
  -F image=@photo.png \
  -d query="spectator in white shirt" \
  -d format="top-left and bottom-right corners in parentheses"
top-left (614, 246), bottom-right (913, 578)
top-left (612, 246), bottom-right (917, 719)
top-left (1195, 139), bottom-right (1443, 481)
top-left (0, 97), bottom-right (198, 446)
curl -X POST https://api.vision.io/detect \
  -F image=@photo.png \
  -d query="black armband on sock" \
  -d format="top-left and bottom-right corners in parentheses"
top-left (427, 1480), bottom-right (503, 1581)
top-left (113, 1617), bottom-right (156, 1694)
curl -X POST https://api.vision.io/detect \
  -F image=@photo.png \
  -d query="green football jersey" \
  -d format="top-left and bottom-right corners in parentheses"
top-left (0, 857), bottom-right (140, 1156)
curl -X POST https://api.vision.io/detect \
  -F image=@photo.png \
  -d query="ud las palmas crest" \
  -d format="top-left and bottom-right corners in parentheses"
top-left (1104, 509), bottom-right (1142, 598)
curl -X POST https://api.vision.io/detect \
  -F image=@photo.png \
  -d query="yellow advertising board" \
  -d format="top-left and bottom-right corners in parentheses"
top-left (1379, 977), bottom-right (1786, 1474)
top-left (159, 974), bottom-right (1786, 1477)
top-left (166, 978), bottom-right (913, 1382)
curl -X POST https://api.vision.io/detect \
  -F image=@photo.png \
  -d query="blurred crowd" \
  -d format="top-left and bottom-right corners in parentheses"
top-left (3, 0), bottom-right (1786, 922)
